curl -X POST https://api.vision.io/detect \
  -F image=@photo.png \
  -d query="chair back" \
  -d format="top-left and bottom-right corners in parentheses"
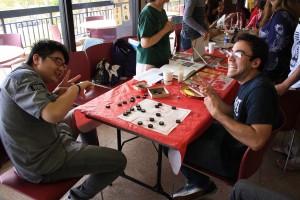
top-left (85, 42), bottom-right (114, 78)
top-left (174, 23), bottom-right (182, 53)
top-left (279, 90), bottom-right (300, 131)
top-left (0, 33), bottom-right (23, 47)
top-left (89, 28), bottom-right (117, 43)
top-left (49, 25), bottom-right (62, 43)
top-left (46, 51), bottom-right (91, 91)
top-left (86, 15), bottom-right (104, 22)
top-left (237, 107), bottom-right (285, 180)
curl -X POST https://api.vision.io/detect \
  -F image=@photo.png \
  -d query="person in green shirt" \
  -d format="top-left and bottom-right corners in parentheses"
top-left (136, 0), bottom-right (174, 75)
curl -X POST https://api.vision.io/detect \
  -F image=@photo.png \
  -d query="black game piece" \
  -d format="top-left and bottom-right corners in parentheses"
top-left (130, 107), bottom-right (135, 111)
top-left (148, 124), bottom-right (153, 128)
top-left (172, 106), bottom-right (177, 110)
top-left (105, 104), bottom-right (110, 108)
top-left (176, 119), bottom-right (181, 123)
top-left (141, 109), bottom-right (146, 112)
top-left (136, 95), bottom-right (141, 98)
top-left (156, 113), bottom-right (161, 117)
top-left (144, 93), bottom-right (148, 96)
top-left (122, 100), bottom-right (127, 104)
top-left (142, 95), bottom-right (147, 99)
top-left (137, 107), bottom-right (141, 111)
top-left (126, 110), bottom-right (131, 114)
top-left (118, 103), bottom-right (122, 106)
top-left (159, 121), bottom-right (164, 125)
top-left (138, 121), bottom-right (143, 125)
top-left (158, 103), bottom-right (162, 106)
top-left (136, 104), bottom-right (141, 107)
top-left (149, 117), bottom-right (154, 122)
top-left (155, 104), bottom-right (160, 108)
top-left (130, 98), bottom-right (135, 102)
top-left (123, 112), bottom-right (128, 116)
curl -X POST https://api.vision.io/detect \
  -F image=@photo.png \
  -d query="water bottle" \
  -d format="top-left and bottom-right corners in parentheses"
top-left (223, 33), bottom-right (230, 49)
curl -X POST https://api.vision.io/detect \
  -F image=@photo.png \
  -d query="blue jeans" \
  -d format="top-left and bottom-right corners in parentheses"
top-left (180, 33), bottom-right (191, 51)
top-left (180, 123), bottom-right (246, 190)
top-left (42, 110), bottom-right (127, 199)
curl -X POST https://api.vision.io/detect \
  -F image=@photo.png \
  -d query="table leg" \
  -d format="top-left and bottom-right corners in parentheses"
top-left (116, 129), bottom-right (172, 199)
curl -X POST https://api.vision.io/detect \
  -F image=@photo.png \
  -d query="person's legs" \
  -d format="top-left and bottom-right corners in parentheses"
top-left (173, 124), bottom-right (240, 199)
top-left (274, 130), bottom-right (300, 170)
top-left (229, 179), bottom-right (294, 200)
top-left (42, 145), bottom-right (127, 199)
top-left (63, 109), bottom-right (99, 146)
top-left (180, 34), bottom-right (191, 51)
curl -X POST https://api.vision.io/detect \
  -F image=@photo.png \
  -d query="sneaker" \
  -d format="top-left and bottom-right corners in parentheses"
top-left (275, 159), bottom-right (300, 171)
top-left (272, 145), bottom-right (288, 156)
top-left (173, 182), bottom-right (218, 200)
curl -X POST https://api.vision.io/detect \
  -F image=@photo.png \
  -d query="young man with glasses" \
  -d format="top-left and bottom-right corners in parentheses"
top-left (171, 33), bottom-right (280, 200)
top-left (0, 40), bottom-right (127, 199)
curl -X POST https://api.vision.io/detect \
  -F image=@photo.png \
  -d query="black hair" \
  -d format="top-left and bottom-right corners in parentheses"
top-left (236, 33), bottom-right (268, 71)
top-left (206, 0), bottom-right (223, 24)
top-left (258, 0), bottom-right (266, 10)
top-left (26, 40), bottom-right (69, 66)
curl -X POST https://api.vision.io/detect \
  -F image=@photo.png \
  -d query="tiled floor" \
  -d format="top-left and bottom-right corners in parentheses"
top-left (2, 125), bottom-right (299, 200)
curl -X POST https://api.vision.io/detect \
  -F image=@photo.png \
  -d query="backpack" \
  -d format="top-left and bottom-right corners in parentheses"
top-left (92, 59), bottom-right (121, 86)
top-left (112, 38), bottom-right (136, 77)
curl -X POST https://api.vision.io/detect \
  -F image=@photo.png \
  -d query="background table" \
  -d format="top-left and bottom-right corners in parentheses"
top-left (0, 45), bottom-right (24, 64)
top-left (79, 20), bottom-right (117, 42)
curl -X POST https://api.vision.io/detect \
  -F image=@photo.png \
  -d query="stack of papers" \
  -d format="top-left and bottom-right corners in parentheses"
top-left (161, 59), bottom-right (205, 80)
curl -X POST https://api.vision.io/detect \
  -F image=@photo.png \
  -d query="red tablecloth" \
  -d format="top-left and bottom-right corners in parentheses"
top-left (74, 66), bottom-right (239, 173)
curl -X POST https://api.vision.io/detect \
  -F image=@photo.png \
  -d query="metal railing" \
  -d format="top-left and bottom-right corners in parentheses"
top-left (0, 0), bottom-right (182, 49)
top-left (0, 1), bottom-right (114, 48)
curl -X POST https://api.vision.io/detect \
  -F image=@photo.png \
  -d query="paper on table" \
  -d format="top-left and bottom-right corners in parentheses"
top-left (134, 68), bottom-right (163, 85)
top-left (161, 59), bottom-right (205, 80)
top-left (118, 99), bottom-right (191, 135)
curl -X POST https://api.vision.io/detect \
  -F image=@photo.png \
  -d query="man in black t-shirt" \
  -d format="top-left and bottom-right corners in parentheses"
top-left (172, 33), bottom-right (280, 200)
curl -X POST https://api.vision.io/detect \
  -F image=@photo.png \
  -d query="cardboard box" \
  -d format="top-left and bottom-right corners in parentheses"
top-left (147, 86), bottom-right (170, 98)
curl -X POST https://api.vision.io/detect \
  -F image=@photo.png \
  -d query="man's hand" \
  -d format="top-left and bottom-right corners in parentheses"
top-left (53, 70), bottom-right (81, 96)
top-left (76, 81), bottom-right (95, 99)
top-left (191, 76), bottom-right (230, 119)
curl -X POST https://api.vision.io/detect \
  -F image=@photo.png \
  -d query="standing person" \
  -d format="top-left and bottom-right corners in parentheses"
top-left (246, 0), bottom-right (266, 30)
top-left (207, 0), bottom-right (235, 30)
top-left (136, 0), bottom-right (174, 75)
top-left (171, 33), bottom-right (279, 200)
top-left (180, 0), bottom-right (209, 51)
top-left (0, 40), bottom-right (127, 200)
top-left (259, 0), bottom-right (298, 84)
top-left (273, 19), bottom-right (300, 171)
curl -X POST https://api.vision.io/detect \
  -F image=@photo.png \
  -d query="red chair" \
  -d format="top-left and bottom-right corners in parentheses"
top-left (0, 139), bottom-right (82, 200)
top-left (173, 23), bottom-right (182, 53)
top-left (49, 24), bottom-right (62, 43)
top-left (0, 33), bottom-right (26, 73)
top-left (277, 90), bottom-right (300, 176)
top-left (0, 33), bottom-right (23, 47)
top-left (90, 28), bottom-right (117, 43)
top-left (47, 51), bottom-right (111, 106)
top-left (182, 109), bottom-right (285, 186)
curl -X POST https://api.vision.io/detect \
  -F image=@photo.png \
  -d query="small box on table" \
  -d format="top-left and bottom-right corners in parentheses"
top-left (147, 86), bottom-right (170, 98)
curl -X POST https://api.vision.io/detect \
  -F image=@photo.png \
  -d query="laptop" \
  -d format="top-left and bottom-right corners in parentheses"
top-left (191, 36), bottom-right (224, 68)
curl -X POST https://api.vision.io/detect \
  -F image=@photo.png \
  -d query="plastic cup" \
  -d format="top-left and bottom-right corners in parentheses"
top-left (208, 42), bottom-right (216, 54)
top-left (163, 70), bottom-right (173, 85)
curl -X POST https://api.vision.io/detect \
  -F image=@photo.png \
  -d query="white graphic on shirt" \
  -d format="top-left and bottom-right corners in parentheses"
top-left (234, 97), bottom-right (242, 117)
